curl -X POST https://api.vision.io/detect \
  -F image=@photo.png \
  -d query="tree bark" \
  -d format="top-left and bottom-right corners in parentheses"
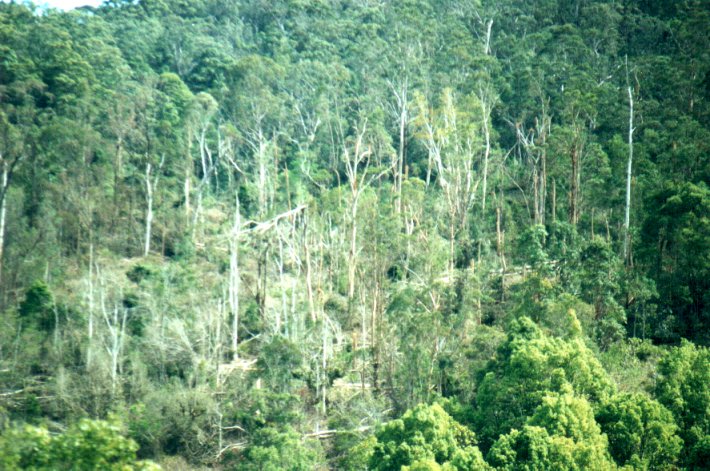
top-left (87, 244), bottom-right (94, 369)
top-left (0, 161), bottom-right (7, 288)
top-left (144, 162), bottom-right (154, 257)
top-left (569, 143), bottom-right (581, 226)
top-left (229, 197), bottom-right (241, 359)
top-left (623, 85), bottom-right (634, 263)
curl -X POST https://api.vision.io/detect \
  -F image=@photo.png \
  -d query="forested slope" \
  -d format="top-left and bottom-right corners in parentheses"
top-left (0, 0), bottom-right (708, 469)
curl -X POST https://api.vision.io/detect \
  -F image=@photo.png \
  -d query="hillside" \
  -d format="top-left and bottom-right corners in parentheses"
top-left (0, 1), bottom-right (708, 469)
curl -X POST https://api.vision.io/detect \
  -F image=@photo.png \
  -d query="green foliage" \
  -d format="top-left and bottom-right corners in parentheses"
top-left (1, 1), bottom-right (709, 469)
top-left (640, 182), bottom-right (710, 343)
top-left (577, 237), bottom-right (626, 349)
top-left (255, 336), bottom-right (306, 394)
top-left (126, 264), bottom-right (153, 284)
top-left (488, 390), bottom-right (614, 470)
top-left (366, 403), bottom-right (487, 470)
top-left (599, 339), bottom-right (662, 395)
top-left (131, 383), bottom-right (218, 461)
top-left (0, 416), bottom-right (159, 470)
top-left (237, 426), bottom-right (323, 471)
top-left (19, 280), bottom-right (55, 333)
top-left (655, 341), bottom-right (710, 466)
top-left (474, 317), bottom-right (613, 450)
top-left (596, 392), bottom-right (682, 469)
top-left (515, 225), bottom-right (549, 273)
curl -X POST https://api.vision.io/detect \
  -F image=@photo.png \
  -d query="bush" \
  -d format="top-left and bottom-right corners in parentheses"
top-left (0, 416), bottom-right (159, 470)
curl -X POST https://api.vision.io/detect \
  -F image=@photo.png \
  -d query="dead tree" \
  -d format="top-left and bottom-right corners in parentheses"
top-left (143, 154), bottom-right (165, 257)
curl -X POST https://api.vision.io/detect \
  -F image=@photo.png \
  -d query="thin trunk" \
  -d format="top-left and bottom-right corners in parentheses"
top-left (533, 165), bottom-right (540, 225)
top-left (229, 197), bottom-right (241, 359)
top-left (552, 178), bottom-right (557, 223)
top-left (496, 204), bottom-right (503, 262)
top-left (540, 145), bottom-right (547, 225)
top-left (321, 320), bottom-right (328, 415)
top-left (144, 163), bottom-right (153, 257)
top-left (348, 200), bottom-right (358, 303)
top-left (258, 132), bottom-right (268, 217)
top-left (569, 145), bottom-right (580, 226)
top-left (184, 166), bottom-right (191, 219)
top-left (87, 244), bottom-right (94, 369)
top-left (304, 220), bottom-right (316, 322)
top-left (395, 82), bottom-right (408, 214)
top-left (480, 98), bottom-right (491, 214)
top-left (449, 218), bottom-right (456, 275)
top-left (484, 19), bottom-right (493, 55)
top-left (0, 162), bottom-right (7, 288)
top-left (260, 246), bottom-right (268, 318)
top-left (276, 237), bottom-right (285, 333)
top-left (371, 281), bottom-right (379, 391)
top-left (624, 85), bottom-right (634, 263)
top-left (113, 139), bottom-right (123, 221)
top-left (498, 187), bottom-right (507, 270)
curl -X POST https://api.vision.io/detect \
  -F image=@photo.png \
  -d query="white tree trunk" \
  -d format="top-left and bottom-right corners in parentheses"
top-left (304, 220), bottom-right (316, 322)
top-left (87, 244), bottom-right (94, 369)
top-left (624, 85), bottom-right (634, 263)
top-left (229, 197), bottom-right (241, 359)
top-left (485, 19), bottom-right (493, 55)
top-left (0, 161), bottom-right (7, 287)
top-left (480, 96), bottom-right (492, 213)
top-left (144, 162), bottom-right (153, 257)
top-left (348, 198), bottom-right (358, 303)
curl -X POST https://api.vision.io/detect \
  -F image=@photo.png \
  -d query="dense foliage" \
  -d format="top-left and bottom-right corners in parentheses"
top-left (0, 0), bottom-right (708, 469)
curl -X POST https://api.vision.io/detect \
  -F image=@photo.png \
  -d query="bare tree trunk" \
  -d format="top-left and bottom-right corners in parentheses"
top-left (184, 162), bottom-right (191, 219)
top-left (623, 85), bottom-right (635, 263)
top-left (480, 98), bottom-right (492, 214)
top-left (87, 244), bottom-right (94, 369)
top-left (391, 79), bottom-right (408, 215)
top-left (257, 130), bottom-right (269, 217)
top-left (533, 164), bottom-right (540, 225)
top-left (0, 161), bottom-right (7, 288)
top-left (304, 217), bottom-right (316, 322)
top-left (321, 319), bottom-right (328, 415)
top-left (348, 199), bottom-right (358, 303)
top-left (144, 156), bottom-right (164, 257)
top-left (449, 216), bottom-right (456, 275)
top-left (342, 121), bottom-right (385, 305)
top-left (275, 237), bottom-right (285, 333)
top-left (371, 280), bottom-right (381, 391)
top-left (569, 145), bottom-right (581, 226)
top-left (113, 138), bottom-right (123, 221)
top-left (98, 276), bottom-right (127, 397)
top-left (229, 197), bottom-right (241, 359)
top-left (552, 178), bottom-right (557, 223)
top-left (144, 162), bottom-right (153, 257)
top-left (484, 19), bottom-right (493, 55)
top-left (496, 204), bottom-right (503, 266)
top-left (540, 145), bottom-right (547, 225)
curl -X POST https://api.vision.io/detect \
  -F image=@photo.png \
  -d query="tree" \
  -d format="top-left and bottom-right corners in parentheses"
top-left (366, 403), bottom-right (488, 470)
top-left (596, 392), bottom-right (682, 469)
top-left (19, 280), bottom-right (55, 333)
top-left (0, 416), bottom-right (159, 470)
top-left (473, 317), bottom-right (613, 450)
top-left (639, 182), bottom-right (710, 343)
top-left (237, 426), bottom-right (323, 471)
top-left (655, 340), bottom-right (710, 466)
top-left (623, 58), bottom-right (637, 263)
top-left (414, 89), bottom-right (485, 273)
top-left (341, 119), bottom-right (391, 306)
top-left (488, 390), bottom-right (614, 470)
top-left (577, 237), bottom-right (626, 349)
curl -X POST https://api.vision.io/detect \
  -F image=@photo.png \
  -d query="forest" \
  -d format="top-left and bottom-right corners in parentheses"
top-left (0, 0), bottom-right (708, 469)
